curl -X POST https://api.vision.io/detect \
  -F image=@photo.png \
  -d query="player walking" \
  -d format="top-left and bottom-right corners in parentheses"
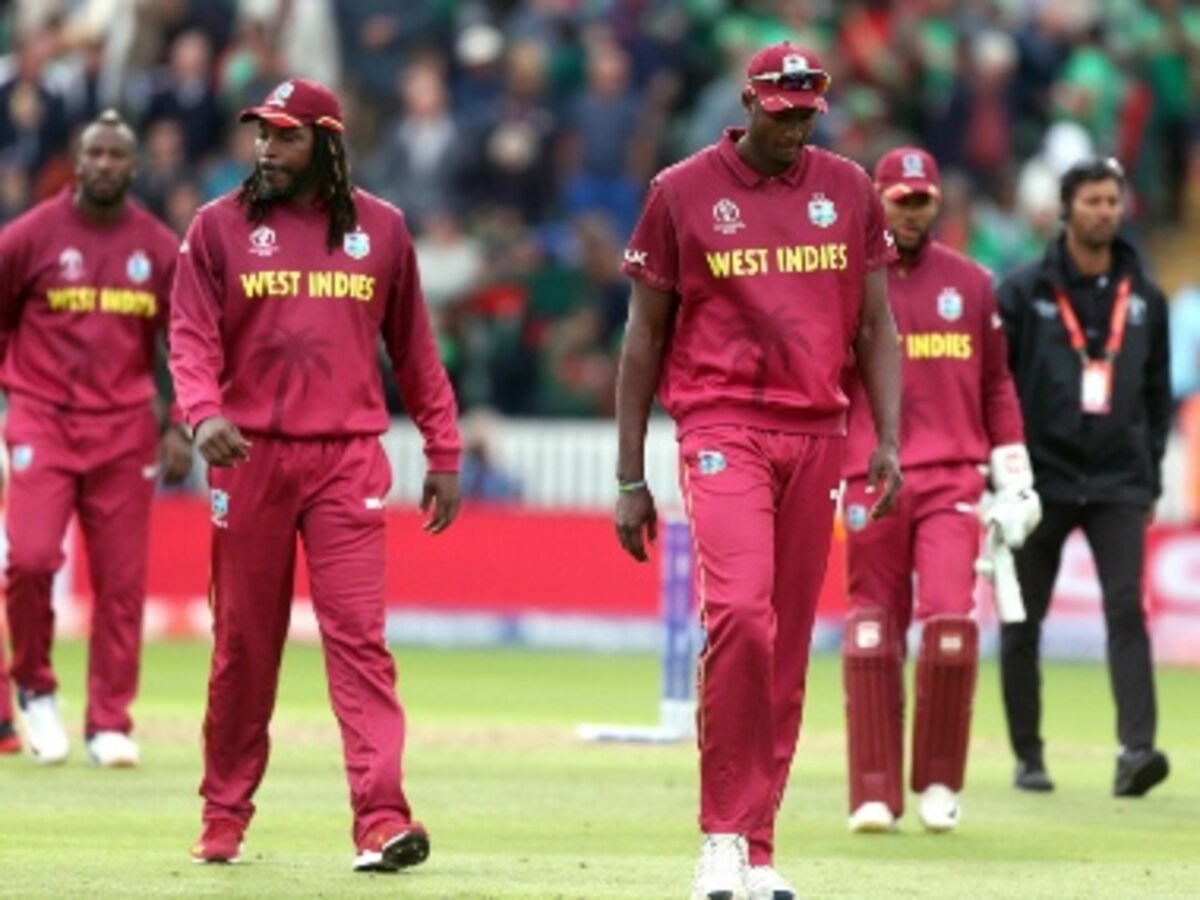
top-left (841, 147), bottom-right (1039, 833)
top-left (615, 43), bottom-right (903, 900)
top-left (171, 79), bottom-right (461, 871)
top-left (0, 110), bottom-right (192, 767)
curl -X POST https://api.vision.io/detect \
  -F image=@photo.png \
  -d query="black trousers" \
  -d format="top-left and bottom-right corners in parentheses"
top-left (1000, 502), bottom-right (1158, 764)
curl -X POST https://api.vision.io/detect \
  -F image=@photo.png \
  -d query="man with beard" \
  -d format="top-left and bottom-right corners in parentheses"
top-left (840, 147), bottom-right (1037, 836)
top-left (615, 43), bottom-right (902, 900)
top-left (0, 110), bottom-right (193, 767)
top-left (997, 157), bottom-right (1172, 798)
top-left (170, 79), bottom-right (462, 872)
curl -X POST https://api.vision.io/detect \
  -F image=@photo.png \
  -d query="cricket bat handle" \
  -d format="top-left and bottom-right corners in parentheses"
top-left (988, 526), bottom-right (1027, 624)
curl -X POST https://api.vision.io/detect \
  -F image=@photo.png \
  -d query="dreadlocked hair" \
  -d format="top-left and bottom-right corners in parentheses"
top-left (236, 127), bottom-right (357, 252)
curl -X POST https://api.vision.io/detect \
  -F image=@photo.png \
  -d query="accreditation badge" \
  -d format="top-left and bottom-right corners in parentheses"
top-left (1081, 359), bottom-right (1113, 414)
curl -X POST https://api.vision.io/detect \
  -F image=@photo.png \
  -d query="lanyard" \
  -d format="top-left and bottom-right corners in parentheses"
top-left (1054, 276), bottom-right (1131, 361)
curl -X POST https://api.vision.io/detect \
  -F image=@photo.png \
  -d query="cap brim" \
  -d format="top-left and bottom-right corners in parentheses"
top-left (880, 181), bottom-right (941, 200)
top-left (758, 91), bottom-right (828, 114)
top-left (238, 108), bottom-right (345, 132)
top-left (239, 107), bottom-right (306, 128)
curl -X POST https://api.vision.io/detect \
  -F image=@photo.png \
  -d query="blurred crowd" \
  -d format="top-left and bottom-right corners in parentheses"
top-left (2, 0), bottom-right (1200, 422)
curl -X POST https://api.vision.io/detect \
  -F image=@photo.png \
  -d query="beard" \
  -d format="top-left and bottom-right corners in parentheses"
top-left (80, 176), bottom-right (128, 207)
top-left (257, 161), bottom-right (316, 201)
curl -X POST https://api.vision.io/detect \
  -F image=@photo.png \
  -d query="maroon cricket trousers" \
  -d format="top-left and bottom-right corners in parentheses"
top-left (4, 394), bottom-right (158, 736)
top-left (199, 434), bottom-right (415, 846)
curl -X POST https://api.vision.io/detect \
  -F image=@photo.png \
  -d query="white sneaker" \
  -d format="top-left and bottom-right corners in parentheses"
top-left (848, 801), bottom-right (896, 834)
top-left (87, 731), bottom-right (140, 768)
top-left (690, 833), bottom-right (749, 900)
top-left (19, 693), bottom-right (70, 765)
top-left (747, 864), bottom-right (798, 900)
top-left (918, 784), bottom-right (960, 833)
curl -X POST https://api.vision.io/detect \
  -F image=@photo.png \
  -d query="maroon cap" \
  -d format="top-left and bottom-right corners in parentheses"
top-left (874, 147), bottom-right (941, 200)
top-left (745, 43), bottom-right (831, 114)
top-left (239, 78), bottom-right (344, 133)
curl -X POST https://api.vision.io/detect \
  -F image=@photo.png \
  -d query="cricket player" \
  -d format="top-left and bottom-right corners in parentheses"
top-left (170, 79), bottom-right (461, 872)
top-left (841, 147), bottom-right (1039, 834)
top-left (615, 43), bottom-right (903, 900)
top-left (0, 110), bottom-right (193, 767)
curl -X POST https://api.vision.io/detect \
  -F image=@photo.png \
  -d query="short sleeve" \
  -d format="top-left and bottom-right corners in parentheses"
top-left (621, 178), bottom-right (679, 293)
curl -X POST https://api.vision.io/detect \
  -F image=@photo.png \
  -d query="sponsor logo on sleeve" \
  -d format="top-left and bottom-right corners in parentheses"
top-left (126, 250), bottom-right (152, 284)
top-left (623, 248), bottom-right (647, 267)
top-left (937, 287), bottom-right (963, 322)
top-left (249, 225), bottom-right (279, 258)
top-left (343, 228), bottom-right (370, 260)
top-left (211, 489), bottom-right (230, 528)
top-left (713, 198), bottom-right (745, 235)
top-left (807, 193), bottom-right (837, 228)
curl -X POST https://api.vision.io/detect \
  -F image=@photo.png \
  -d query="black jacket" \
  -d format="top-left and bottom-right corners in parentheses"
top-left (997, 234), bottom-right (1171, 506)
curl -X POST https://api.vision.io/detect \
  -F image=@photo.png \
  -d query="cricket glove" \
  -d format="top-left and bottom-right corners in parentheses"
top-left (984, 443), bottom-right (1041, 550)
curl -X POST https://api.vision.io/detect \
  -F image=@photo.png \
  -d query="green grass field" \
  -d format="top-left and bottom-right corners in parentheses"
top-left (0, 641), bottom-right (1196, 899)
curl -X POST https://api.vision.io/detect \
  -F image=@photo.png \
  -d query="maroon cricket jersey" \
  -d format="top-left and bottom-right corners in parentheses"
top-left (843, 239), bottom-right (1024, 478)
top-left (0, 190), bottom-right (178, 413)
top-left (621, 129), bottom-right (894, 437)
top-left (169, 189), bottom-right (460, 470)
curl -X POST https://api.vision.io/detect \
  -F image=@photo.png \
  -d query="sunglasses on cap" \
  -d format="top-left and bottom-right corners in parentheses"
top-left (749, 68), bottom-right (832, 94)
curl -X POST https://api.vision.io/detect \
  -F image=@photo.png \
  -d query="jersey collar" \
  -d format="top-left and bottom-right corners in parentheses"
top-left (716, 128), bottom-right (808, 187)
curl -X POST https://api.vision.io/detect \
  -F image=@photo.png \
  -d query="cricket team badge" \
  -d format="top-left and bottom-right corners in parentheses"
top-left (712, 198), bottom-right (745, 235)
top-left (211, 489), bottom-right (230, 528)
top-left (10, 444), bottom-right (33, 472)
top-left (697, 450), bottom-right (727, 476)
top-left (343, 229), bottom-right (370, 260)
top-left (807, 193), bottom-right (837, 228)
top-left (937, 287), bottom-right (963, 322)
top-left (902, 152), bottom-right (927, 178)
top-left (266, 81), bottom-right (295, 107)
top-left (126, 250), bottom-right (152, 284)
top-left (845, 503), bottom-right (868, 532)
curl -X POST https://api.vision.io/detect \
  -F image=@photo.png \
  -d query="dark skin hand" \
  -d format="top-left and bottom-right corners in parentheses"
top-left (613, 279), bottom-right (674, 563)
top-left (158, 427), bottom-right (194, 485)
top-left (421, 471), bottom-right (461, 534)
top-left (194, 416), bottom-right (252, 468)
top-left (855, 267), bottom-right (904, 519)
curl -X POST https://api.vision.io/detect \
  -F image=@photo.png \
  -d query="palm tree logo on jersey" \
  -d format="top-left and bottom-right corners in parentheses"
top-left (248, 327), bottom-right (334, 431)
top-left (724, 303), bottom-right (812, 405)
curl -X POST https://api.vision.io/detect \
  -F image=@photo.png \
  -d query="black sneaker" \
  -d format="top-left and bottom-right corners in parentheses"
top-left (1114, 748), bottom-right (1169, 798)
top-left (1014, 759), bottom-right (1054, 792)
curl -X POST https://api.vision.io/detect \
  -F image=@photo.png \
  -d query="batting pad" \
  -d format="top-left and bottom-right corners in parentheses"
top-left (911, 616), bottom-right (979, 793)
top-left (843, 605), bottom-right (904, 817)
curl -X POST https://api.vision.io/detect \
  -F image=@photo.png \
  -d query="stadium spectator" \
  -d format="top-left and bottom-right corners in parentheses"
top-left (997, 157), bottom-right (1172, 797)
top-left (142, 29), bottom-right (222, 165)
top-left (371, 58), bottom-right (466, 231)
